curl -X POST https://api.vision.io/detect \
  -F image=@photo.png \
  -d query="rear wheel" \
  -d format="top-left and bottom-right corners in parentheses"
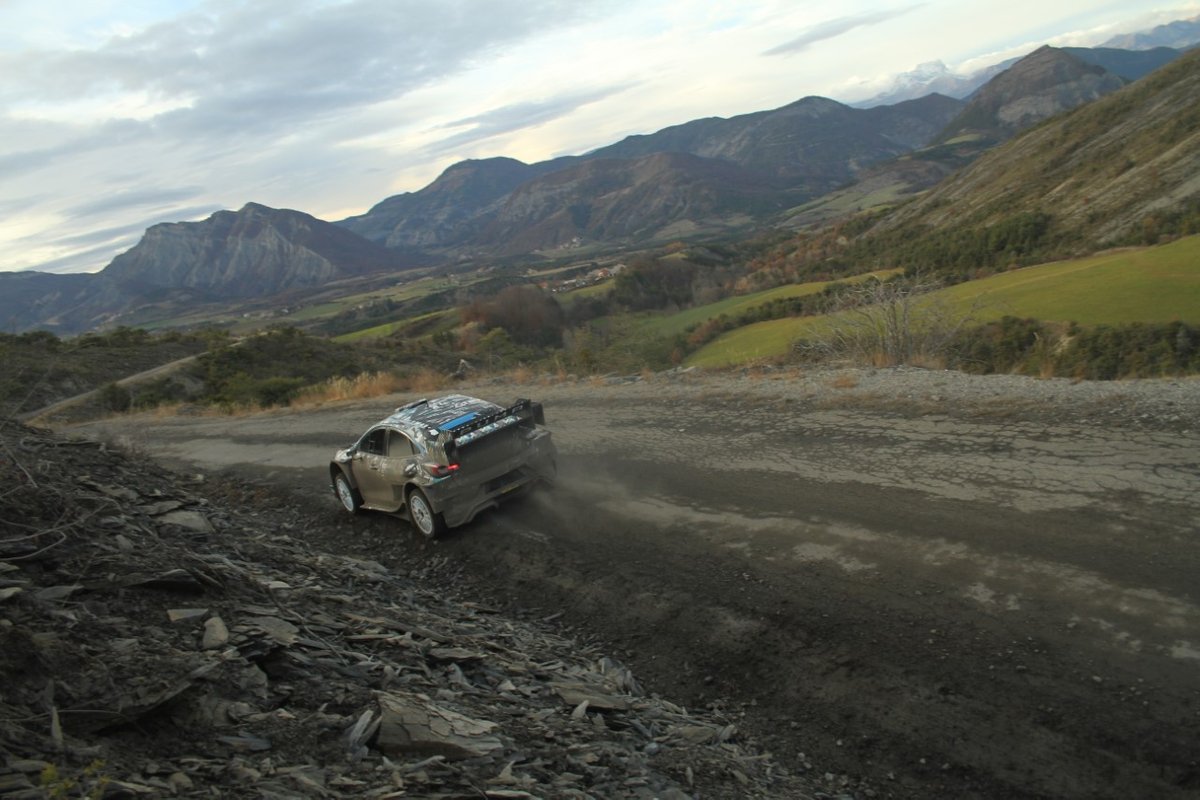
top-left (407, 487), bottom-right (445, 538)
top-left (333, 472), bottom-right (362, 515)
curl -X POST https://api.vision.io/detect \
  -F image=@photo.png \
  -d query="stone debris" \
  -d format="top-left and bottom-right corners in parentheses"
top-left (0, 419), bottom-right (813, 798)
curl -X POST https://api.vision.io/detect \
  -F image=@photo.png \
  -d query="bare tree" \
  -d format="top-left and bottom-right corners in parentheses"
top-left (795, 276), bottom-right (980, 367)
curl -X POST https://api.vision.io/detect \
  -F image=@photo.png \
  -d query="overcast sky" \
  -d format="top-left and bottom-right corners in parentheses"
top-left (1, 0), bottom-right (1196, 274)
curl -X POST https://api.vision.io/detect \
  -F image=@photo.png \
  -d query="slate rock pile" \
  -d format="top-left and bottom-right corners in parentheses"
top-left (0, 419), bottom-right (812, 799)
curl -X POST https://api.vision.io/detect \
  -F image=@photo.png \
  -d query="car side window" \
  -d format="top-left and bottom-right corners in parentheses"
top-left (361, 429), bottom-right (386, 455)
top-left (388, 430), bottom-right (417, 457)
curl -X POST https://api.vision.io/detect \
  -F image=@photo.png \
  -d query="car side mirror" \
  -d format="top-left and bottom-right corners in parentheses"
top-left (404, 463), bottom-right (418, 477)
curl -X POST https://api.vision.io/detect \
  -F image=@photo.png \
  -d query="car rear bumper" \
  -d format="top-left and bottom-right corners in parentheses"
top-left (427, 438), bottom-right (555, 528)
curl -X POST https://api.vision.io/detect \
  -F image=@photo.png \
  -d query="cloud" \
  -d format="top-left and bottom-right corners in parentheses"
top-left (0, 0), bottom-right (613, 272)
top-left (21, 242), bottom-right (130, 275)
top-left (763, 5), bottom-right (924, 56)
top-left (11, 204), bottom-right (223, 275)
top-left (427, 84), bottom-right (636, 154)
top-left (42, 205), bottom-right (220, 250)
top-left (0, 139), bottom-right (85, 180)
top-left (0, 116), bottom-right (155, 181)
top-left (3, 0), bottom-right (602, 134)
top-left (65, 186), bottom-right (206, 218)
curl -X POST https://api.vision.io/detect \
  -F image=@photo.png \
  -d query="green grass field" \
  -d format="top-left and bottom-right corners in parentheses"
top-left (687, 236), bottom-right (1200, 368)
top-left (557, 280), bottom-right (615, 304)
top-left (333, 308), bottom-right (457, 342)
top-left (785, 180), bottom-right (911, 220)
top-left (637, 269), bottom-right (900, 340)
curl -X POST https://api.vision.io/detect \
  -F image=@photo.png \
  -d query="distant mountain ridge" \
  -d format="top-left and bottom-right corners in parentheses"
top-left (852, 60), bottom-right (1015, 107)
top-left (339, 158), bottom-right (559, 250)
top-left (339, 93), bottom-right (964, 255)
top-left (855, 27), bottom-right (1196, 109)
top-left (1101, 15), bottom-right (1200, 49)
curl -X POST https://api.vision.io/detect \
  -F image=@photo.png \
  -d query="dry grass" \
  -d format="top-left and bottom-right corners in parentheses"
top-left (908, 354), bottom-right (948, 371)
top-left (829, 374), bottom-right (859, 389)
top-left (406, 368), bottom-right (448, 394)
top-left (507, 365), bottom-right (535, 385)
top-left (292, 369), bottom-right (451, 410)
top-left (293, 372), bottom-right (407, 408)
top-left (149, 402), bottom-right (184, 418)
top-left (742, 366), bottom-right (771, 381)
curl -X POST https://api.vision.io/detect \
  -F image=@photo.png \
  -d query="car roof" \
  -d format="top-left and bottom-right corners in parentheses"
top-left (381, 394), bottom-right (502, 432)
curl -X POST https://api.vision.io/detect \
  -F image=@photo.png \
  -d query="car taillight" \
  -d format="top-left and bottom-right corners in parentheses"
top-left (426, 463), bottom-right (460, 478)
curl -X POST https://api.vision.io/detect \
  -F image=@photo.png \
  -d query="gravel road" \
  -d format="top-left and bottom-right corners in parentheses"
top-left (74, 366), bottom-right (1200, 799)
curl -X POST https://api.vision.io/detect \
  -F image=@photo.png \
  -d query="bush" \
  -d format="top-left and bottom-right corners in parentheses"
top-left (215, 373), bottom-right (308, 408)
top-left (95, 382), bottom-right (132, 413)
top-left (948, 318), bottom-right (1200, 379)
top-left (611, 256), bottom-right (699, 311)
top-left (461, 286), bottom-right (565, 348)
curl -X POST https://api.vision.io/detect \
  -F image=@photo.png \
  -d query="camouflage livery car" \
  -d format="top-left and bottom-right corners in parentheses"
top-left (329, 394), bottom-right (556, 537)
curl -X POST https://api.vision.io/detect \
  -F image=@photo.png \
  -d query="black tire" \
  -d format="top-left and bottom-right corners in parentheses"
top-left (333, 472), bottom-right (363, 515)
top-left (407, 487), bottom-right (446, 538)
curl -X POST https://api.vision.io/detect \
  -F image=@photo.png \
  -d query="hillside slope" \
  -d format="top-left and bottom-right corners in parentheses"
top-left (875, 47), bottom-right (1200, 255)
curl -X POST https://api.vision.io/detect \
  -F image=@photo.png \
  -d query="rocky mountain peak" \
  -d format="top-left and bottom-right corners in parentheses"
top-left (102, 203), bottom-right (411, 299)
top-left (936, 45), bottom-right (1127, 142)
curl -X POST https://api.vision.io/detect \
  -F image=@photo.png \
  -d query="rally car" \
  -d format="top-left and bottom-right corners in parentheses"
top-left (329, 394), bottom-right (556, 537)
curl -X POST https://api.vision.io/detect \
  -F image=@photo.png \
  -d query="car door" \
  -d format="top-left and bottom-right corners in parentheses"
top-left (351, 428), bottom-right (392, 508)
top-left (353, 428), bottom-right (421, 511)
top-left (379, 430), bottom-right (421, 510)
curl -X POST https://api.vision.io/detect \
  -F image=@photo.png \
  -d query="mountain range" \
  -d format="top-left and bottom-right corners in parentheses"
top-left (1, 35), bottom-right (1196, 334)
top-left (340, 93), bottom-right (964, 256)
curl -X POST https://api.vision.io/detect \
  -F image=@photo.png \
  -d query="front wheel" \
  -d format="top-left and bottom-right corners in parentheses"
top-left (407, 487), bottom-right (446, 538)
top-left (333, 472), bottom-right (362, 515)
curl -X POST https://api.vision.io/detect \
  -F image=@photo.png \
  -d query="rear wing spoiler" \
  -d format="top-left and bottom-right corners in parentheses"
top-left (445, 399), bottom-right (545, 447)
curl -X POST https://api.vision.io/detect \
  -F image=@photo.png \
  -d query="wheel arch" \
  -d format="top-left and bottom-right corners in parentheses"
top-left (330, 461), bottom-right (358, 491)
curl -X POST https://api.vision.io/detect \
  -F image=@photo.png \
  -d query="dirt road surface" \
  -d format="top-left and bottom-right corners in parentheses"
top-left (75, 369), bottom-right (1200, 799)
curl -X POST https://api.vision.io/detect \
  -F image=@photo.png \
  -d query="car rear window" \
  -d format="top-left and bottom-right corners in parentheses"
top-left (388, 430), bottom-right (417, 456)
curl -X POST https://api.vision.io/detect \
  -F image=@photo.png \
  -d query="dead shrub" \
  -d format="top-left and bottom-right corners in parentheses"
top-left (507, 365), bottom-right (535, 385)
top-left (293, 372), bottom-right (405, 407)
top-left (406, 368), bottom-right (448, 393)
top-left (797, 276), bottom-right (982, 369)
